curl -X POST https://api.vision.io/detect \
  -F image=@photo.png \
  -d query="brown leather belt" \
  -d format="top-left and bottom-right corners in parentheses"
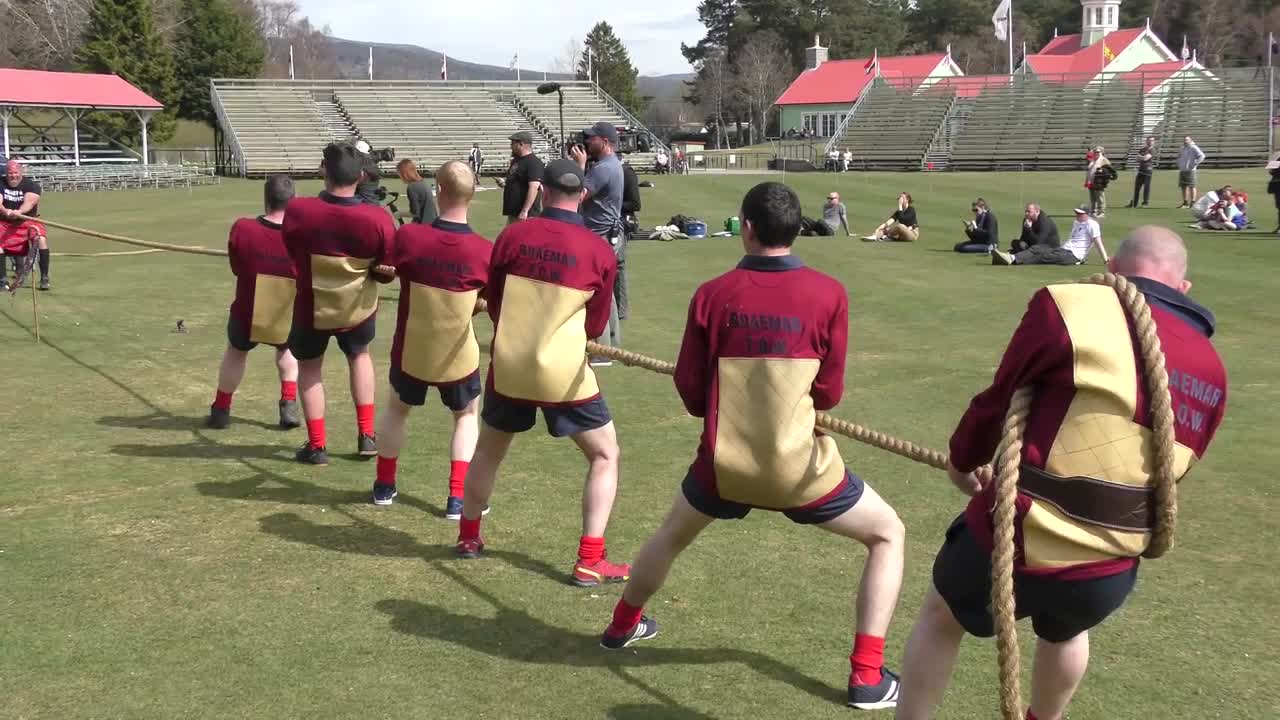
top-left (1018, 464), bottom-right (1154, 532)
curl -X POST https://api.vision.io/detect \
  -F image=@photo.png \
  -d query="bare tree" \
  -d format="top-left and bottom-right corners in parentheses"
top-left (0, 0), bottom-right (91, 68)
top-left (695, 47), bottom-right (732, 149)
top-left (550, 35), bottom-right (581, 76)
top-left (733, 31), bottom-right (791, 145)
top-left (1195, 0), bottom-right (1250, 67)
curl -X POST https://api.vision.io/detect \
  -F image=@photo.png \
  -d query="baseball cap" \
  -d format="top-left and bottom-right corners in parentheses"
top-left (1073, 205), bottom-right (1090, 215)
top-left (354, 140), bottom-right (371, 155)
top-left (543, 158), bottom-right (584, 193)
top-left (509, 131), bottom-right (534, 144)
top-left (583, 121), bottom-right (619, 144)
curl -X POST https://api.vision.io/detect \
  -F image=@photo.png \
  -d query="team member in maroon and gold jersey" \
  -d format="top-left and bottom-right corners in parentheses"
top-left (597, 181), bottom-right (907, 710)
top-left (283, 142), bottom-right (396, 465)
top-left (373, 160), bottom-right (492, 512)
top-left (894, 226), bottom-right (1228, 720)
top-left (455, 158), bottom-right (630, 588)
top-left (207, 175), bottom-right (301, 431)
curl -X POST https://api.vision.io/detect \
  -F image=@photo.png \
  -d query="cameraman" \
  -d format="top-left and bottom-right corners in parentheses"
top-left (569, 122), bottom-right (625, 366)
top-left (354, 141), bottom-right (385, 206)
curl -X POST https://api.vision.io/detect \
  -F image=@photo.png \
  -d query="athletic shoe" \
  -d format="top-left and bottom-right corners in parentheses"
top-left (456, 537), bottom-right (485, 559)
top-left (278, 400), bottom-right (301, 429)
top-left (861, 235), bottom-right (883, 242)
top-left (990, 250), bottom-right (1015, 266)
top-left (0, 279), bottom-right (8, 291)
top-left (571, 554), bottom-right (631, 587)
top-left (372, 482), bottom-right (397, 506)
top-left (38, 277), bottom-right (49, 291)
top-left (444, 496), bottom-right (491, 520)
top-left (600, 615), bottom-right (659, 650)
top-left (206, 406), bottom-right (231, 430)
top-left (357, 433), bottom-right (377, 457)
top-left (848, 667), bottom-right (901, 710)
top-left (589, 357), bottom-right (613, 367)
top-left (295, 442), bottom-right (329, 466)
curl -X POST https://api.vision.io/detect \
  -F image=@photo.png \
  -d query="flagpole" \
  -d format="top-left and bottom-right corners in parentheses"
top-left (368, 46), bottom-right (373, 81)
top-left (517, 51), bottom-right (521, 82)
top-left (1007, 0), bottom-right (1014, 75)
top-left (288, 44), bottom-right (295, 80)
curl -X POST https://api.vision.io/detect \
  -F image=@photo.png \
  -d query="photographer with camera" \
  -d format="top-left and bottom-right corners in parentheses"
top-left (569, 121), bottom-right (625, 367)
top-left (354, 141), bottom-right (396, 207)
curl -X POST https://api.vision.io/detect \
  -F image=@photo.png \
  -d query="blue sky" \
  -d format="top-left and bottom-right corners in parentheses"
top-left (294, 1), bottom-right (703, 76)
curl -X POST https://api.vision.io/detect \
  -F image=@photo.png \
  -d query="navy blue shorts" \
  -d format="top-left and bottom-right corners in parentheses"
top-left (681, 469), bottom-right (865, 525)
top-left (391, 366), bottom-right (481, 412)
top-left (287, 316), bottom-right (376, 361)
top-left (480, 389), bottom-right (612, 437)
top-left (932, 515), bottom-right (1138, 643)
top-left (226, 315), bottom-right (285, 353)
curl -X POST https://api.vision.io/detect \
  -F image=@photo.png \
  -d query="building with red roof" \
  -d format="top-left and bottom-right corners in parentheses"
top-left (1020, 1), bottom-right (1179, 83)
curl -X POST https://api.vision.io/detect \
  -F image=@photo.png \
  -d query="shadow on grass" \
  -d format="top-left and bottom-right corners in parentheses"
top-left (374, 563), bottom-right (845, 710)
top-left (195, 471), bottom-right (443, 516)
top-left (110, 441), bottom-right (291, 461)
top-left (97, 412), bottom-right (282, 432)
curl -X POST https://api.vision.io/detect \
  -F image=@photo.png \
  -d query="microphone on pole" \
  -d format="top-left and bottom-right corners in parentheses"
top-left (537, 82), bottom-right (562, 95)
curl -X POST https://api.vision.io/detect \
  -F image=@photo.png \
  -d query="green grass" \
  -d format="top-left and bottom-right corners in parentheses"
top-left (2, 170), bottom-right (1278, 719)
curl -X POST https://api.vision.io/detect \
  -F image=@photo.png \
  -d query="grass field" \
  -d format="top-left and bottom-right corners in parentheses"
top-left (2, 169), bottom-right (1278, 720)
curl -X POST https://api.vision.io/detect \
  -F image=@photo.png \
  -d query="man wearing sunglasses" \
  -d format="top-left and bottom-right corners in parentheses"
top-left (954, 198), bottom-right (999, 253)
top-left (822, 192), bottom-right (852, 237)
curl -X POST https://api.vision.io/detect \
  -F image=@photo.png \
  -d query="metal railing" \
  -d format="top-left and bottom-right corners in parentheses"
top-left (590, 82), bottom-right (670, 156)
top-left (209, 78), bottom-right (247, 176)
top-left (821, 80), bottom-right (875, 156)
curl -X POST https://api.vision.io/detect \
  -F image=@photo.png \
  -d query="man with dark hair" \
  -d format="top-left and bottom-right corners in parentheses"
top-left (571, 121), bottom-right (625, 365)
top-left (599, 181), bottom-right (907, 711)
top-left (499, 131), bottom-right (543, 224)
top-left (894, 227), bottom-right (1227, 720)
top-left (284, 142), bottom-right (397, 465)
top-left (207, 175), bottom-right (301, 430)
top-left (375, 160), bottom-right (493, 512)
top-left (0, 160), bottom-right (51, 291)
top-left (456, 158), bottom-right (631, 587)
top-left (954, 198), bottom-right (999, 253)
top-left (1126, 136), bottom-right (1156, 208)
top-left (469, 143), bottom-right (484, 184)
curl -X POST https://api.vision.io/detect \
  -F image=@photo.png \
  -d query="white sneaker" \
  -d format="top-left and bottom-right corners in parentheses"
top-left (991, 250), bottom-right (1015, 266)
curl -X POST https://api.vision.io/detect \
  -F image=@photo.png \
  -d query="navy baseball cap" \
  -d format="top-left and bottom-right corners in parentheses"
top-left (584, 121), bottom-right (619, 144)
top-left (543, 158), bottom-right (584, 193)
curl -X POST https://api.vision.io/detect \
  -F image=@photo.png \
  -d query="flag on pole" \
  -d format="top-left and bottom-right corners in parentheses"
top-left (992, 0), bottom-right (1011, 42)
top-left (440, 52), bottom-right (448, 80)
top-left (288, 44), bottom-right (295, 80)
top-left (368, 46), bottom-right (373, 81)
top-left (863, 50), bottom-right (878, 76)
top-left (587, 47), bottom-right (593, 79)
top-left (510, 51), bottom-right (520, 81)
top-left (1180, 35), bottom-right (1190, 62)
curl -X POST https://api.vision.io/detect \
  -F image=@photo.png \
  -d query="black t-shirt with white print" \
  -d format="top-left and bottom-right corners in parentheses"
top-left (2, 177), bottom-right (41, 217)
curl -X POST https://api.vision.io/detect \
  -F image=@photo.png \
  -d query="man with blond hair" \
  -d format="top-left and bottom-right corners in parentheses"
top-left (373, 161), bottom-right (494, 514)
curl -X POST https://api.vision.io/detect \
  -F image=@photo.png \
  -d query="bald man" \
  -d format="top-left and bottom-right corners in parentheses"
top-left (894, 226), bottom-right (1229, 720)
top-left (1, 160), bottom-right (50, 291)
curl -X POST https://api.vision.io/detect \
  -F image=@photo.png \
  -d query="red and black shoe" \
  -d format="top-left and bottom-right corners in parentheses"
top-left (456, 537), bottom-right (485, 559)
top-left (571, 554), bottom-right (631, 587)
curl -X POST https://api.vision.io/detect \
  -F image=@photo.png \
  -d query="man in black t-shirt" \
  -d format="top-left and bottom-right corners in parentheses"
top-left (500, 131), bottom-right (544, 224)
top-left (1, 160), bottom-right (51, 291)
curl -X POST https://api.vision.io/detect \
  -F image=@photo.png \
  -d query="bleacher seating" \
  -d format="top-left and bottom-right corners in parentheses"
top-left (214, 85), bottom-right (331, 175)
top-left (27, 164), bottom-right (219, 191)
top-left (825, 82), bottom-right (954, 170)
top-left (513, 85), bottom-right (657, 169)
top-left (1149, 69), bottom-right (1271, 168)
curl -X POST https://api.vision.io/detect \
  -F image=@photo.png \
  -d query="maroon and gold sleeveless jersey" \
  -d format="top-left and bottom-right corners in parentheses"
top-left (951, 278), bottom-right (1227, 579)
top-left (389, 218), bottom-right (492, 386)
top-left (675, 254), bottom-right (850, 511)
top-left (227, 216), bottom-right (296, 346)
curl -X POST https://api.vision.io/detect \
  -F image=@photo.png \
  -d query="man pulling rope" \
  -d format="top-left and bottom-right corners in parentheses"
top-left (893, 226), bottom-right (1228, 720)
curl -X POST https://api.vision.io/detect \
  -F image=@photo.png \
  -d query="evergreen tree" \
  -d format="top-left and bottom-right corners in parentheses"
top-left (577, 21), bottom-right (645, 113)
top-left (75, 0), bottom-right (179, 144)
top-left (175, 0), bottom-right (264, 124)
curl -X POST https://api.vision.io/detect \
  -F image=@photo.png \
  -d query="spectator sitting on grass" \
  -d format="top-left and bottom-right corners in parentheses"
top-left (954, 198), bottom-right (999, 253)
top-left (863, 192), bottom-right (919, 242)
top-left (1199, 190), bottom-right (1245, 231)
top-left (992, 205), bottom-right (1106, 266)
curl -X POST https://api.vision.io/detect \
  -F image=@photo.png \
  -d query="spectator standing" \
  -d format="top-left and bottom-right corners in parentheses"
top-left (499, 131), bottom-right (544, 225)
top-left (468, 143), bottom-right (484, 184)
top-left (822, 191), bottom-right (853, 236)
top-left (1178, 136), bottom-right (1206, 208)
top-left (1086, 146), bottom-right (1118, 218)
top-left (1266, 154), bottom-right (1280, 234)
top-left (1127, 137), bottom-right (1156, 208)
top-left (569, 121), bottom-right (626, 365)
top-left (397, 159), bottom-right (437, 225)
top-left (954, 198), bottom-right (999, 253)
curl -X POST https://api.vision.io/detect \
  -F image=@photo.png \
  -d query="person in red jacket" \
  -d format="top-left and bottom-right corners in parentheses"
top-left (456, 158), bottom-right (630, 587)
top-left (894, 226), bottom-right (1228, 720)
top-left (374, 160), bottom-right (492, 512)
top-left (207, 175), bottom-right (301, 431)
top-left (599, 181), bottom-right (908, 711)
top-left (283, 142), bottom-right (396, 465)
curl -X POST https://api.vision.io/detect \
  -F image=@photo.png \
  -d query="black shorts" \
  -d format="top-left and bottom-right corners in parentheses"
top-left (287, 316), bottom-right (376, 361)
top-left (226, 315), bottom-right (287, 353)
top-left (681, 469), bottom-right (865, 525)
top-left (480, 389), bottom-right (612, 437)
top-left (390, 365), bottom-right (481, 411)
top-left (932, 515), bottom-right (1138, 643)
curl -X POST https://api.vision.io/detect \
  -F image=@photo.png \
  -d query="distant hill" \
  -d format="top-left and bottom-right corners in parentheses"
top-left (271, 36), bottom-right (575, 81)
top-left (637, 73), bottom-right (694, 101)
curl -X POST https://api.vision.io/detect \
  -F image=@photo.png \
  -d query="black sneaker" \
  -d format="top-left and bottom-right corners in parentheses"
top-left (295, 442), bottom-right (329, 466)
top-left (600, 615), bottom-right (659, 650)
top-left (357, 433), bottom-right (377, 457)
top-left (206, 406), bottom-right (231, 429)
top-left (848, 667), bottom-right (900, 710)
top-left (38, 277), bottom-right (49, 291)
top-left (278, 400), bottom-right (301, 429)
top-left (372, 483), bottom-right (397, 506)
top-left (444, 496), bottom-right (490, 520)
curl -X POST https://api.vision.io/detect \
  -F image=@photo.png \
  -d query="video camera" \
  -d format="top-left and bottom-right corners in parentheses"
top-left (353, 141), bottom-right (396, 205)
top-left (566, 127), bottom-right (649, 155)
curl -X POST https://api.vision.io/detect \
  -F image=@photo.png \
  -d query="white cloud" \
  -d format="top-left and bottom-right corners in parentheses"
top-left (293, 1), bottom-right (703, 76)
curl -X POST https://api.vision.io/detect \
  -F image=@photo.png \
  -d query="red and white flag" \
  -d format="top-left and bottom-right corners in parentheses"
top-left (864, 50), bottom-right (878, 75)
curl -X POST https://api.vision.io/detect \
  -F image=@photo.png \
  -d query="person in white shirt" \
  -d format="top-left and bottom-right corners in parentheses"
top-left (991, 206), bottom-right (1108, 266)
top-left (827, 149), bottom-right (840, 172)
top-left (841, 148), bottom-right (852, 172)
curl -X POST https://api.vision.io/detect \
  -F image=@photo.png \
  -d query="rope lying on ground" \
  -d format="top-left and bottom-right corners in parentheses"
top-left (989, 272), bottom-right (1177, 720)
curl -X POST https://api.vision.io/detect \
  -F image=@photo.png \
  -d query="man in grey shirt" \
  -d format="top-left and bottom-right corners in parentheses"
top-left (823, 191), bottom-right (852, 236)
top-left (571, 121), bottom-right (625, 365)
top-left (1177, 136), bottom-right (1206, 209)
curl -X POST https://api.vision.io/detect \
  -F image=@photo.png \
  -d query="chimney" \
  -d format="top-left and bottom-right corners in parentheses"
top-left (806, 34), bottom-right (828, 71)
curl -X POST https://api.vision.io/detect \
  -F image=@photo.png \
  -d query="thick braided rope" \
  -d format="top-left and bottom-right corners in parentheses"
top-left (15, 213), bottom-right (225, 257)
top-left (990, 272), bottom-right (1178, 720)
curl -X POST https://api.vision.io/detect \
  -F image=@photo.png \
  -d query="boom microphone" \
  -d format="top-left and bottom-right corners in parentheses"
top-left (537, 82), bottom-right (562, 95)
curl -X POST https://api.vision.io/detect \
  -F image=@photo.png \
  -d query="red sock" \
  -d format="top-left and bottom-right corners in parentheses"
top-left (213, 390), bottom-right (233, 411)
top-left (356, 403), bottom-right (375, 435)
top-left (459, 516), bottom-right (482, 541)
top-left (280, 381), bottom-right (298, 402)
top-left (376, 456), bottom-right (398, 486)
top-left (448, 460), bottom-right (469, 498)
top-left (306, 417), bottom-right (326, 449)
top-left (607, 598), bottom-right (644, 636)
top-left (850, 634), bottom-right (886, 686)
top-left (577, 535), bottom-right (605, 565)
top-left (1026, 713), bottom-right (1039, 720)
